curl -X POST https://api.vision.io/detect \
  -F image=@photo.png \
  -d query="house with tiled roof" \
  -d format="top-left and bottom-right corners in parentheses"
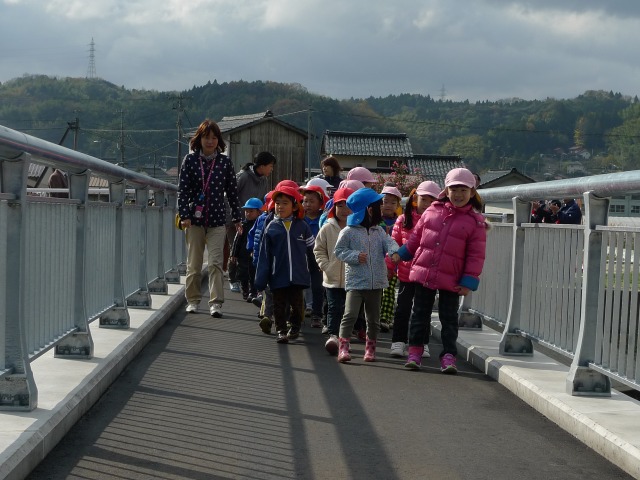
top-left (478, 168), bottom-right (535, 189)
top-left (320, 131), bottom-right (413, 173)
top-left (406, 154), bottom-right (464, 190)
top-left (193, 110), bottom-right (309, 185)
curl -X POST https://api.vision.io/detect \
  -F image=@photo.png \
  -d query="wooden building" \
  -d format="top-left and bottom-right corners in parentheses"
top-left (216, 111), bottom-right (309, 186)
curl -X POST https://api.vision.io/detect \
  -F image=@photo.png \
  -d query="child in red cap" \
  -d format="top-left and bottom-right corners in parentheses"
top-left (254, 184), bottom-right (316, 343)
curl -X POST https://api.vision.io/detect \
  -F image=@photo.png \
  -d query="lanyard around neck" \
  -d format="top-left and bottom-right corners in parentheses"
top-left (199, 155), bottom-right (216, 196)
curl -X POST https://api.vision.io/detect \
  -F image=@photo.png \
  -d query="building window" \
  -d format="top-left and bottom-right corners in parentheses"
top-left (631, 205), bottom-right (640, 215)
top-left (609, 204), bottom-right (625, 213)
top-left (377, 160), bottom-right (391, 169)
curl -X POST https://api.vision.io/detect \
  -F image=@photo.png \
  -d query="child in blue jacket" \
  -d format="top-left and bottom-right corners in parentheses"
top-left (334, 188), bottom-right (399, 362)
top-left (255, 184), bottom-right (316, 343)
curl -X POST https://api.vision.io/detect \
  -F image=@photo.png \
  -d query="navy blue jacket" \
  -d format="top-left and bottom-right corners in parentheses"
top-left (557, 200), bottom-right (582, 225)
top-left (177, 151), bottom-right (241, 227)
top-left (254, 216), bottom-right (315, 291)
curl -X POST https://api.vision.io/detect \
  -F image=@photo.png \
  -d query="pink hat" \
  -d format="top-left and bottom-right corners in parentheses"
top-left (440, 168), bottom-right (476, 198)
top-left (381, 185), bottom-right (402, 200)
top-left (346, 166), bottom-right (376, 184)
top-left (338, 179), bottom-right (365, 190)
top-left (416, 180), bottom-right (441, 198)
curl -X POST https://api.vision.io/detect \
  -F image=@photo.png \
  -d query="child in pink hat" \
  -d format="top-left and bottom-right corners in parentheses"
top-left (389, 180), bottom-right (441, 359)
top-left (379, 184), bottom-right (403, 332)
top-left (392, 168), bottom-right (487, 374)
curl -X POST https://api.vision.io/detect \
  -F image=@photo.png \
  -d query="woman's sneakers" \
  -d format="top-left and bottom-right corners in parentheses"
top-left (440, 353), bottom-right (458, 374)
top-left (404, 346), bottom-right (424, 370)
top-left (422, 344), bottom-right (431, 358)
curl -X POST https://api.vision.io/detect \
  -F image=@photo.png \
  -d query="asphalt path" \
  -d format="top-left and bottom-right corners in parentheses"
top-left (26, 286), bottom-right (632, 480)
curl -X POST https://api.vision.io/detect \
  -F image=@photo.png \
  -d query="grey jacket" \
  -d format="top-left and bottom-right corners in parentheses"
top-left (236, 165), bottom-right (269, 205)
top-left (334, 224), bottom-right (399, 291)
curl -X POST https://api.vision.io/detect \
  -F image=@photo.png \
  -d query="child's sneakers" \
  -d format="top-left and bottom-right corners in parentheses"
top-left (440, 353), bottom-right (458, 374)
top-left (259, 316), bottom-right (273, 335)
top-left (389, 341), bottom-right (406, 358)
top-left (287, 325), bottom-right (300, 340)
top-left (310, 315), bottom-right (323, 328)
top-left (363, 338), bottom-right (376, 362)
top-left (404, 346), bottom-right (424, 370)
top-left (325, 335), bottom-right (339, 355)
top-left (338, 337), bottom-right (351, 363)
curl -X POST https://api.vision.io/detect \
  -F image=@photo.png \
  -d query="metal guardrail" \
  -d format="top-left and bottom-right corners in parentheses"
top-left (468, 171), bottom-right (640, 397)
top-left (0, 124), bottom-right (185, 411)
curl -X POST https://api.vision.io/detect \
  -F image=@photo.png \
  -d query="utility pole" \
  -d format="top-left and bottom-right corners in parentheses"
top-left (307, 105), bottom-right (311, 181)
top-left (171, 93), bottom-right (190, 180)
top-left (118, 110), bottom-right (125, 168)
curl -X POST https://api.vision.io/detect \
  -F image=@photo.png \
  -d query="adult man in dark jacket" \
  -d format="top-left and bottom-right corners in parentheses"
top-left (556, 198), bottom-right (582, 224)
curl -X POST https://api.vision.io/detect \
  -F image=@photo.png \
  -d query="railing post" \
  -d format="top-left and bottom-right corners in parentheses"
top-left (566, 192), bottom-right (611, 396)
top-left (99, 181), bottom-right (130, 328)
top-left (162, 191), bottom-right (180, 284)
top-left (147, 190), bottom-right (168, 294)
top-left (499, 197), bottom-right (534, 355)
top-left (126, 188), bottom-right (152, 308)
top-left (55, 171), bottom-right (94, 359)
top-left (0, 152), bottom-right (37, 410)
top-left (458, 292), bottom-right (482, 329)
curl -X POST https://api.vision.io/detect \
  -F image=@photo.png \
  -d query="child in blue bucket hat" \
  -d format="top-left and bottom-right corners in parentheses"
top-left (230, 197), bottom-right (263, 302)
top-left (334, 188), bottom-right (400, 363)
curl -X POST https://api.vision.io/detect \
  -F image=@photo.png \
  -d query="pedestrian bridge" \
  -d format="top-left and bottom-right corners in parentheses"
top-left (1, 125), bottom-right (639, 479)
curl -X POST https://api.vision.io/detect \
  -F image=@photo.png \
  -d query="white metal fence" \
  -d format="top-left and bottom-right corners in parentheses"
top-left (475, 176), bottom-right (640, 397)
top-left (0, 125), bottom-right (184, 411)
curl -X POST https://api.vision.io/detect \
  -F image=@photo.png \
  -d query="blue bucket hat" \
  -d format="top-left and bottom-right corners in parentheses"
top-left (241, 197), bottom-right (264, 210)
top-left (346, 188), bottom-right (384, 226)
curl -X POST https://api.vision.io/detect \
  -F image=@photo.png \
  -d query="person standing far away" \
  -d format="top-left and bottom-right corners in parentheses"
top-left (334, 188), bottom-right (400, 363)
top-left (556, 198), bottom-right (583, 224)
top-left (178, 118), bottom-right (242, 318)
top-left (227, 151), bottom-right (277, 292)
top-left (317, 155), bottom-right (343, 193)
top-left (48, 168), bottom-right (69, 198)
top-left (392, 168), bottom-right (488, 374)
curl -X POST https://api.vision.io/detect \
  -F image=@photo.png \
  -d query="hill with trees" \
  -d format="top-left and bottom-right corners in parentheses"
top-left (0, 74), bottom-right (638, 180)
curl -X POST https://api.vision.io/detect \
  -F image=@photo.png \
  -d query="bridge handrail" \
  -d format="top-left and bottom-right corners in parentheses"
top-left (471, 172), bottom-right (640, 397)
top-left (0, 124), bottom-right (184, 411)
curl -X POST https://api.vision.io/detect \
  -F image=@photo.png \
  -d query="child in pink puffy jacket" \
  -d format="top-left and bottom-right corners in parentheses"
top-left (392, 168), bottom-right (487, 374)
top-left (389, 180), bottom-right (441, 360)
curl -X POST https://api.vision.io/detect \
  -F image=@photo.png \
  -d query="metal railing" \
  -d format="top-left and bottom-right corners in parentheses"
top-left (470, 172), bottom-right (640, 396)
top-left (0, 124), bottom-right (185, 411)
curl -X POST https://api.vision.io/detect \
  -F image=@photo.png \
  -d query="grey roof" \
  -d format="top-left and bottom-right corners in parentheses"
top-left (28, 162), bottom-right (46, 179)
top-left (322, 130), bottom-right (413, 157)
top-left (215, 110), bottom-right (308, 138)
top-left (218, 111), bottom-right (273, 132)
top-left (479, 168), bottom-right (535, 187)
top-left (406, 154), bottom-right (464, 189)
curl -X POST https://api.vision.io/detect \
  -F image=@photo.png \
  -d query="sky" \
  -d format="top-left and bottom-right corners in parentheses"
top-left (1, 0), bottom-right (639, 102)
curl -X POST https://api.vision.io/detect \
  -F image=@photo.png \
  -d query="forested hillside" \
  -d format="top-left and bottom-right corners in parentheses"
top-left (1, 74), bottom-right (638, 179)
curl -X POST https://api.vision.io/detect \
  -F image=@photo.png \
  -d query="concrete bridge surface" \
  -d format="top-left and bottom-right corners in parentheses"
top-left (1, 277), bottom-right (639, 480)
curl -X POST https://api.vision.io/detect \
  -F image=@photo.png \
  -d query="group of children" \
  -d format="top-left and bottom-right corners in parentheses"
top-left (230, 165), bottom-right (488, 374)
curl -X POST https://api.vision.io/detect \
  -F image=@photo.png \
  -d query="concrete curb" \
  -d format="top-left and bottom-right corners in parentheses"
top-left (0, 286), bottom-right (186, 480)
top-left (431, 320), bottom-right (640, 480)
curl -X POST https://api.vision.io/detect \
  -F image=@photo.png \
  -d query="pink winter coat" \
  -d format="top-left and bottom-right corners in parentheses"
top-left (398, 200), bottom-right (487, 292)
top-left (391, 211), bottom-right (422, 283)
